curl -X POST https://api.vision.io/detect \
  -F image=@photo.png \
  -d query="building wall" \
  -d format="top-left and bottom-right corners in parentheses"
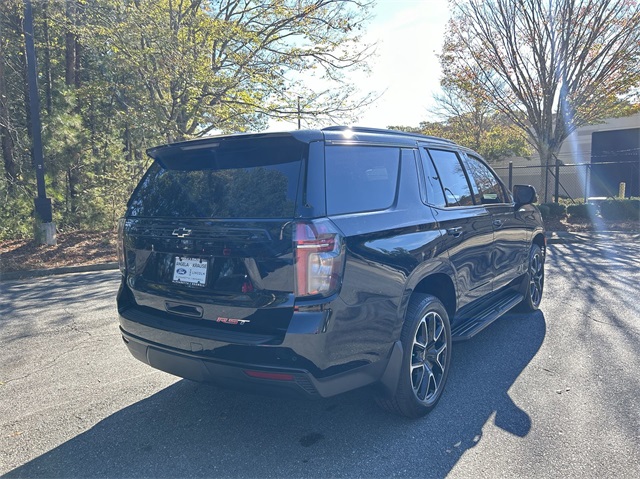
top-left (492, 113), bottom-right (640, 201)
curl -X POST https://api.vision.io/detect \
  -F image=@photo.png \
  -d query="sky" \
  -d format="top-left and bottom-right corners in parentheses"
top-left (357, 0), bottom-right (451, 128)
top-left (268, 0), bottom-right (451, 131)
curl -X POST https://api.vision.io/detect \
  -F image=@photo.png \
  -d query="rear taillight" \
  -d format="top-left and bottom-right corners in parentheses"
top-left (294, 219), bottom-right (345, 298)
top-left (117, 218), bottom-right (126, 275)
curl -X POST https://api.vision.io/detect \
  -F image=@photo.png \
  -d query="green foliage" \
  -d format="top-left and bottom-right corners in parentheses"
top-left (538, 202), bottom-right (566, 219)
top-left (389, 78), bottom-right (531, 162)
top-left (0, 0), bottom-right (373, 240)
top-left (432, 80), bottom-right (531, 162)
top-left (599, 199), bottom-right (640, 221)
top-left (537, 204), bottom-right (549, 218)
top-left (0, 186), bottom-right (34, 240)
top-left (566, 203), bottom-right (597, 219)
top-left (392, 116), bottom-right (530, 163)
top-left (83, 0), bottom-right (373, 138)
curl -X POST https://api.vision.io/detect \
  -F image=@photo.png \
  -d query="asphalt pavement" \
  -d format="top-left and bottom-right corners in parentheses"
top-left (1, 240), bottom-right (639, 478)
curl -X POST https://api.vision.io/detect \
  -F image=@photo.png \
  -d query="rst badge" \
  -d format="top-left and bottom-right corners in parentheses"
top-left (216, 317), bottom-right (250, 325)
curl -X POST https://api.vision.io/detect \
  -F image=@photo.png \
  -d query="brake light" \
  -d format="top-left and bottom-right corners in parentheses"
top-left (294, 219), bottom-right (345, 297)
top-left (117, 218), bottom-right (126, 275)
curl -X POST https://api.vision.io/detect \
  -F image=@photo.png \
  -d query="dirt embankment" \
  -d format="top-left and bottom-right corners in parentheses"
top-left (0, 230), bottom-right (117, 273)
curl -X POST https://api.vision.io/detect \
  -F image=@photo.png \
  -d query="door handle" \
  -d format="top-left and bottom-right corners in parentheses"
top-left (447, 227), bottom-right (463, 237)
top-left (492, 219), bottom-right (503, 228)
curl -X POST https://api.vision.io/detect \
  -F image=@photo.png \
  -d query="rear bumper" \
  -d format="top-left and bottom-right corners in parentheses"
top-left (118, 311), bottom-right (389, 399)
top-left (121, 327), bottom-right (321, 397)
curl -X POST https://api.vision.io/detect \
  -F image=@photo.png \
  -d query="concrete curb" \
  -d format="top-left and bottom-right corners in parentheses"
top-left (0, 262), bottom-right (119, 282)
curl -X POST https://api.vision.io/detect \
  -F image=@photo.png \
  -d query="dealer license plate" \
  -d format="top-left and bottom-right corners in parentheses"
top-left (172, 257), bottom-right (208, 287)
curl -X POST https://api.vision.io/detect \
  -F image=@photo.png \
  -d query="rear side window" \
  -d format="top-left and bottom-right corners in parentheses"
top-left (427, 149), bottom-right (474, 207)
top-left (325, 146), bottom-right (400, 215)
top-left (127, 138), bottom-right (303, 218)
top-left (419, 148), bottom-right (446, 207)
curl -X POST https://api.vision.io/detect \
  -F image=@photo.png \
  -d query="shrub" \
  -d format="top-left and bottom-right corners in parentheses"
top-left (0, 190), bottom-right (35, 240)
top-left (537, 204), bottom-right (549, 218)
top-left (567, 203), bottom-right (597, 220)
top-left (599, 199), bottom-right (640, 221)
top-left (539, 202), bottom-right (566, 219)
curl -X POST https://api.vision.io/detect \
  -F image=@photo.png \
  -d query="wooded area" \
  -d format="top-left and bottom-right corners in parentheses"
top-left (0, 0), bottom-right (373, 239)
top-left (2, 0), bottom-right (639, 241)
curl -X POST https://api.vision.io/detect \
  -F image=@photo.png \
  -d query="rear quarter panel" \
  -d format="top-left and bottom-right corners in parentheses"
top-left (325, 151), bottom-right (447, 366)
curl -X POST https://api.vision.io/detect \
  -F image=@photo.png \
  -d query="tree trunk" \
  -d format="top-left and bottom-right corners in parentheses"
top-left (74, 36), bottom-right (81, 88)
top-left (67, 167), bottom-right (79, 216)
top-left (42, 0), bottom-right (53, 116)
top-left (64, 0), bottom-right (82, 220)
top-left (537, 145), bottom-right (557, 204)
top-left (124, 124), bottom-right (132, 163)
top-left (65, 0), bottom-right (76, 87)
top-left (0, 42), bottom-right (17, 190)
top-left (11, 11), bottom-right (33, 144)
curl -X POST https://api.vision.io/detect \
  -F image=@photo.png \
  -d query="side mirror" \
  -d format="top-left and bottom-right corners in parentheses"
top-left (512, 184), bottom-right (537, 207)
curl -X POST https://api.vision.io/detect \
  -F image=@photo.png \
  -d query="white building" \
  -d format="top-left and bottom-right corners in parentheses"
top-left (492, 113), bottom-right (640, 201)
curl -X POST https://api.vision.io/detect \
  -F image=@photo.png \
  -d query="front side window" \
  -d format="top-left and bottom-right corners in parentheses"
top-left (461, 154), bottom-right (506, 204)
top-left (427, 149), bottom-right (474, 207)
top-left (325, 146), bottom-right (400, 215)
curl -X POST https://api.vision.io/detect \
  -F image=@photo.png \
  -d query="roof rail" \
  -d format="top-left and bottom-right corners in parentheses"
top-left (322, 125), bottom-right (455, 144)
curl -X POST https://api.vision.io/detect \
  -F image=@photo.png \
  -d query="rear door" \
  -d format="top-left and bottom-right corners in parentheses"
top-left (121, 135), bottom-right (306, 337)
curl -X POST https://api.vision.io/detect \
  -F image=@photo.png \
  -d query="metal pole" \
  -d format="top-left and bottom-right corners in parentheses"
top-left (554, 159), bottom-right (560, 203)
top-left (584, 165), bottom-right (589, 203)
top-left (297, 96), bottom-right (301, 130)
top-left (24, 0), bottom-right (55, 243)
top-left (508, 161), bottom-right (513, 190)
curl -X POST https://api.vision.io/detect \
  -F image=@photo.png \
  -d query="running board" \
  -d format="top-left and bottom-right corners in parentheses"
top-left (451, 292), bottom-right (524, 341)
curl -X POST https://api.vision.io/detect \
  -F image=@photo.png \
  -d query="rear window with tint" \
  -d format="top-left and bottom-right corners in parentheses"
top-left (325, 146), bottom-right (400, 215)
top-left (127, 137), bottom-right (303, 218)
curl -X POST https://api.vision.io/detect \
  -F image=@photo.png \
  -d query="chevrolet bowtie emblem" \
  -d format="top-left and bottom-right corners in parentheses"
top-left (172, 228), bottom-right (192, 238)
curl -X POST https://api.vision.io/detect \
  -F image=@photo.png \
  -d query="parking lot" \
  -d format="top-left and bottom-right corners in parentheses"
top-left (1, 240), bottom-right (639, 478)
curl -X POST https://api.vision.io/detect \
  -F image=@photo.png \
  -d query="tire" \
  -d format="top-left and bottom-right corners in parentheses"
top-left (517, 243), bottom-right (545, 312)
top-left (376, 294), bottom-right (452, 418)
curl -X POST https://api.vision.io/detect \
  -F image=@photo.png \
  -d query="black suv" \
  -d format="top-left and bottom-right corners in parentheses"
top-left (117, 126), bottom-right (545, 418)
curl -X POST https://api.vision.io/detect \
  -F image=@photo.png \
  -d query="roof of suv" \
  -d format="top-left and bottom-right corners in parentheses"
top-left (146, 126), bottom-right (457, 159)
top-left (321, 126), bottom-right (455, 145)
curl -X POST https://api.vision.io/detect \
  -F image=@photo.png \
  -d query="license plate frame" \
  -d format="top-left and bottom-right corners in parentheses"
top-left (172, 256), bottom-right (208, 287)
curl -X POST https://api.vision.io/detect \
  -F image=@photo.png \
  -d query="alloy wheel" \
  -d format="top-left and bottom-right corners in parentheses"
top-left (410, 311), bottom-right (448, 404)
top-left (529, 250), bottom-right (544, 307)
